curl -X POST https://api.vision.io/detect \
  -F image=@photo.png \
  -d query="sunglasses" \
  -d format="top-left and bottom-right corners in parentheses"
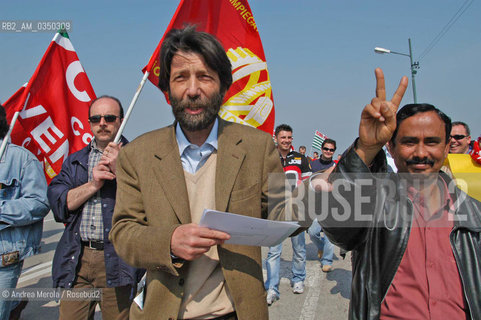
top-left (450, 135), bottom-right (468, 140)
top-left (323, 147), bottom-right (335, 152)
top-left (88, 115), bottom-right (120, 123)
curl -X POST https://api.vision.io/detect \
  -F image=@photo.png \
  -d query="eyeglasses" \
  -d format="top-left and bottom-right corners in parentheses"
top-left (88, 115), bottom-right (120, 123)
top-left (322, 147), bottom-right (335, 152)
top-left (450, 135), bottom-right (468, 140)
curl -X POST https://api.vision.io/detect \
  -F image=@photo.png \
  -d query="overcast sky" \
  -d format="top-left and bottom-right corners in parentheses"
top-left (1, 0), bottom-right (480, 154)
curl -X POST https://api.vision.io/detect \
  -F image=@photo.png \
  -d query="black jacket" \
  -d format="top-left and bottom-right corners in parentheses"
top-left (317, 143), bottom-right (481, 320)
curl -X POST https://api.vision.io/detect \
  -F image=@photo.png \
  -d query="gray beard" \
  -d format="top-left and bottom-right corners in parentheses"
top-left (169, 92), bottom-right (224, 131)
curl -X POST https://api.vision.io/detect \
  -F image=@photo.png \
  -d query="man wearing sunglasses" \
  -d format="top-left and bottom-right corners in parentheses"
top-left (307, 138), bottom-right (337, 273)
top-left (48, 96), bottom-right (143, 320)
top-left (310, 139), bottom-right (337, 173)
top-left (449, 121), bottom-right (472, 154)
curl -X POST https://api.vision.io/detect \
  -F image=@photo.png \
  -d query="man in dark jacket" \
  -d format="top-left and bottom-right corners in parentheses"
top-left (310, 138), bottom-right (336, 173)
top-left (48, 96), bottom-right (142, 320)
top-left (310, 69), bottom-right (481, 319)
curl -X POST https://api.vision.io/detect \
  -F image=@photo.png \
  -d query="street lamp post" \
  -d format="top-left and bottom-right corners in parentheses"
top-left (374, 38), bottom-right (419, 103)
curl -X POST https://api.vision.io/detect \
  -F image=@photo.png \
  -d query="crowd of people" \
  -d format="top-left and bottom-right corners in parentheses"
top-left (1, 26), bottom-right (480, 320)
top-left (265, 125), bottom-right (338, 306)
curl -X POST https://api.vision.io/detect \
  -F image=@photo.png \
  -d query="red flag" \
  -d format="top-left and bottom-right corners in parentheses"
top-left (4, 31), bottom-right (96, 183)
top-left (143, 0), bottom-right (275, 134)
top-left (3, 85), bottom-right (41, 158)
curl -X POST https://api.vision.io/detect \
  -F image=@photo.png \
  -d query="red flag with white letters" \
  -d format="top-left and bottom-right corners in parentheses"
top-left (3, 86), bottom-right (40, 158)
top-left (4, 31), bottom-right (95, 183)
top-left (143, 0), bottom-right (275, 134)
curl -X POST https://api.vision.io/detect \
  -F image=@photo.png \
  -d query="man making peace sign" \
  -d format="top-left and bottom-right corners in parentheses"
top-left (310, 68), bottom-right (481, 319)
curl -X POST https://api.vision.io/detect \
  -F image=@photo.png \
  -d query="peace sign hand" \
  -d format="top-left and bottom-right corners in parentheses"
top-left (356, 68), bottom-right (408, 165)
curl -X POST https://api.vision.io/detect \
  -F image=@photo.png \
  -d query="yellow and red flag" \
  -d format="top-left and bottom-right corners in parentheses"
top-left (4, 31), bottom-right (96, 183)
top-left (143, 0), bottom-right (275, 134)
top-left (443, 154), bottom-right (481, 202)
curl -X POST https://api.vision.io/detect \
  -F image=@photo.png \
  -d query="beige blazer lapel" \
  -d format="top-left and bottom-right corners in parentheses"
top-left (215, 120), bottom-right (246, 212)
top-left (151, 125), bottom-right (191, 224)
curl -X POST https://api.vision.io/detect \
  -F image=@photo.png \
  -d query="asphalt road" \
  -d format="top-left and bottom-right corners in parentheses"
top-left (262, 233), bottom-right (351, 320)
top-left (16, 211), bottom-right (70, 319)
top-left (15, 214), bottom-right (351, 319)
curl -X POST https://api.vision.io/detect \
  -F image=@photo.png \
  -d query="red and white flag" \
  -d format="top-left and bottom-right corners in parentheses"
top-left (143, 0), bottom-right (275, 134)
top-left (3, 85), bottom-right (36, 156)
top-left (312, 130), bottom-right (328, 151)
top-left (4, 31), bottom-right (96, 183)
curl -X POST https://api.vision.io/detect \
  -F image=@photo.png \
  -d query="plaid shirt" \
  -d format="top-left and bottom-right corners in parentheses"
top-left (79, 140), bottom-right (104, 241)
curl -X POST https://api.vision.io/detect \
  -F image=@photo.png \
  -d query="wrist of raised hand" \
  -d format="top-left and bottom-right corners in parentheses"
top-left (354, 139), bottom-right (383, 167)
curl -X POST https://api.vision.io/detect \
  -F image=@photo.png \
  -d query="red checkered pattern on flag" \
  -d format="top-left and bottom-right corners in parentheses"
top-left (143, 0), bottom-right (275, 134)
top-left (4, 31), bottom-right (96, 183)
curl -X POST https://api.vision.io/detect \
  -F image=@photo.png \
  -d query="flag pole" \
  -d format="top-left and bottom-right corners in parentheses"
top-left (114, 71), bottom-right (150, 143)
top-left (0, 111), bottom-right (20, 160)
top-left (0, 90), bottom-right (29, 160)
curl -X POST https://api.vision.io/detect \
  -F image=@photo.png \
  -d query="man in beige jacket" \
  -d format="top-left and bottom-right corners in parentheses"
top-left (110, 26), bottom-right (289, 320)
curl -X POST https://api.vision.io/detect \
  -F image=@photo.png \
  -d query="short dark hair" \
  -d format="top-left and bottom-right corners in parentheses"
top-left (158, 25), bottom-right (233, 94)
top-left (322, 138), bottom-right (336, 150)
top-left (299, 145), bottom-right (306, 150)
top-left (0, 105), bottom-right (8, 140)
top-left (88, 95), bottom-right (124, 119)
top-left (275, 124), bottom-right (293, 136)
top-left (391, 103), bottom-right (451, 145)
top-left (451, 121), bottom-right (470, 136)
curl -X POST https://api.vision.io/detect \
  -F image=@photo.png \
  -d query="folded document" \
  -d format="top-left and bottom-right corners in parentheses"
top-left (199, 209), bottom-right (300, 247)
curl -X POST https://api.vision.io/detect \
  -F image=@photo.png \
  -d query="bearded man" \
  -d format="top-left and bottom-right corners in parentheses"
top-left (110, 26), bottom-right (290, 320)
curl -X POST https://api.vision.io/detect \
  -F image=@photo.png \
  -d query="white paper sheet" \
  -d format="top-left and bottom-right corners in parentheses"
top-left (133, 288), bottom-right (144, 310)
top-left (199, 209), bottom-right (300, 247)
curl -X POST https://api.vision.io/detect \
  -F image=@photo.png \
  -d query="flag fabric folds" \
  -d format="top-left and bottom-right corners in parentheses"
top-left (143, 0), bottom-right (275, 134)
top-left (312, 130), bottom-right (327, 151)
top-left (4, 31), bottom-right (96, 183)
top-left (3, 85), bottom-right (31, 150)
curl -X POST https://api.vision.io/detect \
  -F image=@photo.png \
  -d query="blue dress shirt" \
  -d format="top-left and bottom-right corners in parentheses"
top-left (176, 118), bottom-right (218, 174)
